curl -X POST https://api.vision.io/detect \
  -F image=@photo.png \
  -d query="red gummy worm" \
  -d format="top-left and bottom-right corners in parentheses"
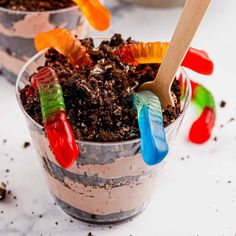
top-left (45, 111), bottom-right (79, 169)
top-left (182, 48), bottom-right (214, 75)
top-left (188, 107), bottom-right (216, 144)
top-left (32, 67), bottom-right (79, 169)
top-left (188, 80), bottom-right (216, 144)
top-left (190, 80), bottom-right (198, 97)
top-left (114, 45), bottom-right (136, 65)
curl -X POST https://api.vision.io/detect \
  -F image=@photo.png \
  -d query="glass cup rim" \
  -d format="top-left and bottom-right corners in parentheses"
top-left (0, 5), bottom-right (79, 14)
top-left (15, 45), bottom-right (192, 146)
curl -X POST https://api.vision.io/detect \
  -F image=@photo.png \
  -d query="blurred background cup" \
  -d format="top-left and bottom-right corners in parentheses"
top-left (122, 0), bottom-right (185, 7)
top-left (0, 6), bottom-right (89, 84)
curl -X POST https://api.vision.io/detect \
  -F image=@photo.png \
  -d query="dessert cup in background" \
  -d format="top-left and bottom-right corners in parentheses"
top-left (0, 6), bottom-right (89, 83)
top-left (16, 43), bottom-right (191, 224)
top-left (122, 0), bottom-right (185, 7)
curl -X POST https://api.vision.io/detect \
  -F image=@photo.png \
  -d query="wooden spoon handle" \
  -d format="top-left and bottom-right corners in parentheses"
top-left (154, 0), bottom-right (211, 91)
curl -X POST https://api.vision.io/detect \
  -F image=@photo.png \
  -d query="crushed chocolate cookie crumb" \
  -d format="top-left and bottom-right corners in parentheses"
top-left (6, 48), bottom-right (12, 56)
top-left (213, 136), bottom-right (218, 141)
top-left (2, 139), bottom-right (7, 144)
top-left (55, 221), bottom-right (58, 225)
top-left (23, 142), bottom-right (30, 149)
top-left (220, 100), bottom-right (226, 108)
top-left (39, 214), bottom-right (43, 218)
top-left (228, 118), bottom-right (235, 123)
top-left (0, 182), bottom-right (6, 201)
top-left (20, 34), bottom-right (181, 142)
top-left (88, 233), bottom-right (94, 236)
top-left (0, 0), bottom-right (75, 11)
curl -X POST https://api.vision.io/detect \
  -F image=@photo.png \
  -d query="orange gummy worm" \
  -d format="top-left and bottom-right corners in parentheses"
top-left (73, 0), bottom-right (111, 31)
top-left (129, 42), bottom-right (169, 64)
top-left (34, 28), bottom-right (93, 67)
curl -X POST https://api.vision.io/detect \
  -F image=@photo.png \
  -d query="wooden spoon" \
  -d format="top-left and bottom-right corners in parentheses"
top-left (139, 0), bottom-right (211, 108)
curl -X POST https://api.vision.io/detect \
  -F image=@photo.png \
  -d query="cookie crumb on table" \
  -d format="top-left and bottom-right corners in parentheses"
top-left (0, 182), bottom-right (7, 201)
top-left (220, 100), bottom-right (226, 108)
top-left (228, 118), bottom-right (235, 123)
top-left (23, 141), bottom-right (30, 149)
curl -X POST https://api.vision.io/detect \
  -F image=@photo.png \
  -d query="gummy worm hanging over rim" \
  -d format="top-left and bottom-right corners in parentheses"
top-left (34, 28), bottom-right (93, 67)
top-left (32, 67), bottom-right (79, 169)
top-left (115, 42), bottom-right (214, 75)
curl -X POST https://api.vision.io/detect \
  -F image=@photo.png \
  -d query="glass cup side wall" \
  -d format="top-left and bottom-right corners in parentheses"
top-left (16, 48), bottom-right (191, 224)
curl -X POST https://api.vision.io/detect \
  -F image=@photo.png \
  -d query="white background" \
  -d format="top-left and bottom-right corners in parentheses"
top-left (0, 0), bottom-right (236, 235)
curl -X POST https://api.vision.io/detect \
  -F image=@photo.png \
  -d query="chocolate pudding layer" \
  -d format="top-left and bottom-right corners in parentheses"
top-left (28, 120), bottom-right (166, 223)
top-left (17, 34), bottom-right (191, 223)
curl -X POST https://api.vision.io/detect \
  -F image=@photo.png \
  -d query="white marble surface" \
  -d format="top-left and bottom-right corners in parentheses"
top-left (0, 1), bottom-right (236, 235)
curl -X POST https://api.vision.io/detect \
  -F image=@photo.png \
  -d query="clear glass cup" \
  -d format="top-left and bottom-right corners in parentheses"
top-left (16, 42), bottom-right (191, 224)
top-left (122, 0), bottom-right (185, 7)
top-left (0, 5), bottom-right (89, 83)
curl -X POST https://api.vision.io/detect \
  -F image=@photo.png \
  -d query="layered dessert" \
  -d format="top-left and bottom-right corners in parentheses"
top-left (17, 32), bottom-right (187, 223)
top-left (0, 0), bottom-right (88, 83)
top-left (0, 0), bottom-right (75, 11)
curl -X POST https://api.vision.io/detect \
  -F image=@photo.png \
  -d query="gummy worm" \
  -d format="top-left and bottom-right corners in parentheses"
top-left (34, 28), bottom-right (93, 67)
top-left (115, 42), bottom-right (214, 75)
top-left (32, 67), bottom-right (79, 168)
top-left (73, 0), bottom-right (111, 31)
top-left (188, 80), bottom-right (216, 144)
top-left (132, 91), bottom-right (168, 165)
